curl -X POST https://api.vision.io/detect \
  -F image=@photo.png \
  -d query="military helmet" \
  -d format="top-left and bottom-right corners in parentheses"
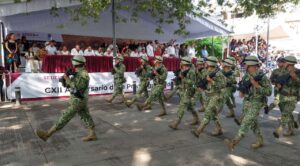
top-left (141, 55), bottom-right (148, 62)
top-left (115, 56), bottom-right (124, 62)
top-left (72, 55), bottom-right (86, 66)
top-left (243, 56), bottom-right (260, 66)
top-left (284, 55), bottom-right (297, 65)
top-left (276, 57), bottom-right (285, 63)
top-left (181, 57), bottom-right (191, 65)
top-left (223, 59), bottom-right (234, 67)
top-left (206, 56), bottom-right (218, 67)
top-left (196, 57), bottom-right (204, 64)
top-left (154, 56), bottom-right (163, 63)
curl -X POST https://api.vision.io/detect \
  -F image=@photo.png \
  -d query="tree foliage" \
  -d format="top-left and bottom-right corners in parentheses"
top-left (186, 37), bottom-right (226, 59)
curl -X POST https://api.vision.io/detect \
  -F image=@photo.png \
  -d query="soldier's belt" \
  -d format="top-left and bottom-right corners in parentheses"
top-left (205, 92), bottom-right (219, 97)
top-left (280, 91), bottom-right (297, 97)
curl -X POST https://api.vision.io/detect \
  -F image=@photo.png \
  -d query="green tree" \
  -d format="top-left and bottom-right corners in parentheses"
top-left (186, 37), bottom-right (226, 59)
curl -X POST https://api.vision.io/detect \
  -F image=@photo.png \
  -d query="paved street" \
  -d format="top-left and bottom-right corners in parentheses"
top-left (0, 93), bottom-right (299, 166)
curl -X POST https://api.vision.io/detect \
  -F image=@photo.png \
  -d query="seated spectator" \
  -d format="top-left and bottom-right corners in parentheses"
top-left (146, 42), bottom-right (154, 57)
top-left (130, 48), bottom-right (139, 57)
top-left (45, 40), bottom-right (57, 55)
top-left (187, 43), bottom-right (196, 58)
top-left (25, 47), bottom-right (40, 73)
top-left (162, 50), bottom-right (169, 57)
top-left (95, 47), bottom-right (104, 56)
top-left (104, 48), bottom-right (113, 56)
top-left (71, 44), bottom-right (84, 56)
top-left (122, 48), bottom-right (130, 57)
top-left (139, 48), bottom-right (147, 57)
top-left (84, 46), bottom-right (95, 56)
top-left (60, 46), bottom-right (70, 55)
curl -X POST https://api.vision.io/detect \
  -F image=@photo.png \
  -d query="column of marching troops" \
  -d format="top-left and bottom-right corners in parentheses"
top-left (35, 54), bottom-right (300, 152)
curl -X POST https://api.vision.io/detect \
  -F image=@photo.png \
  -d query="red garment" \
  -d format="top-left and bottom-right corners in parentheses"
top-left (154, 48), bottom-right (161, 56)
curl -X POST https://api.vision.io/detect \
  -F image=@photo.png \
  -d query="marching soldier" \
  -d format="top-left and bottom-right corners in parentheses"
top-left (191, 56), bottom-right (226, 137)
top-left (228, 56), bottom-right (240, 107)
top-left (125, 56), bottom-right (152, 107)
top-left (195, 57), bottom-right (207, 112)
top-left (265, 57), bottom-right (286, 112)
top-left (219, 59), bottom-right (237, 118)
top-left (169, 57), bottom-right (199, 130)
top-left (106, 56), bottom-right (126, 103)
top-left (273, 55), bottom-right (300, 138)
top-left (136, 56), bottom-right (168, 117)
top-left (225, 56), bottom-right (272, 151)
top-left (36, 55), bottom-right (97, 142)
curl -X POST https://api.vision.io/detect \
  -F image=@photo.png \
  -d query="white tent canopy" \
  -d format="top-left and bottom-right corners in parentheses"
top-left (0, 0), bottom-right (230, 41)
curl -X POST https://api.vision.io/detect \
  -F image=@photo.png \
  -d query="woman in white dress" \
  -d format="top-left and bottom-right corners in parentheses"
top-left (25, 47), bottom-right (40, 73)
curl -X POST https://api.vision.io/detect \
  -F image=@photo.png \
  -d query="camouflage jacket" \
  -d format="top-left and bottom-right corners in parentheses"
top-left (181, 67), bottom-right (196, 98)
top-left (139, 64), bottom-right (152, 81)
top-left (270, 67), bottom-right (285, 84)
top-left (66, 67), bottom-right (89, 100)
top-left (113, 63), bottom-right (125, 79)
top-left (279, 69), bottom-right (300, 97)
top-left (153, 64), bottom-right (167, 85)
top-left (243, 71), bottom-right (272, 101)
top-left (205, 68), bottom-right (226, 95)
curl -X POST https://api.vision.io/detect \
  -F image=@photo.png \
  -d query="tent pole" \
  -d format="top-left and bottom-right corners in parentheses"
top-left (266, 18), bottom-right (270, 58)
top-left (211, 36), bottom-right (214, 56)
top-left (0, 21), bottom-right (7, 102)
top-left (112, 0), bottom-right (117, 57)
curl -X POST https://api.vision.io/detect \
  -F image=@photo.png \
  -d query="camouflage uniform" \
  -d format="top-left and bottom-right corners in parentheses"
top-left (107, 56), bottom-right (126, 103)
top-left (169, 57), bottom-right (199, 129)
top-left (55, 68), bottom-right (95, 130)
top-left (273, 55), bottom-right (300, 138)
top-left (192, 56), bottom-right (226, 137)
top-left (126, 56), bottom-right (152, 107)
top-left (228, 56), bottom-right (240, 107)
top-left (225, 56), bottom-right (272, 151)
top-left (36, 55), bottom-right (97, 142)
top-left (219, 59), bottom-right (237, 117)
top-left (137, 56), bottom-right (168, 117)
top-left (194, 58), bottom-right (207, 112)
top-left (267, 58), bottom-right (286, 111)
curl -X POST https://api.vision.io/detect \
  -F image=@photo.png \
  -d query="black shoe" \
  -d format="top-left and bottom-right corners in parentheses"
top-left (264, 106), bottom-right (269, 114)
top-left (294, 121), bottom-right (299, 129)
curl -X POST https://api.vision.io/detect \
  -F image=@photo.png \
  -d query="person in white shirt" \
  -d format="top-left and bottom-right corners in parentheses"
top-left (104, 48), bottom-right (113, 56)
top-left (84, 46), bottom-right (95, 56)
top-left (71, 44), bottom-right (84, 56)
top-left (167, 44), bottom-right (176, 57)
top-left (60, 46), bottom-right (70, 55)
top-left (187, 43), bottom-right (196, 58)
top-left (139, 48), bottom-right (147, 57)
top-left (45, 40), bottom-right (57, 55)
top-left (130, 48), bottom-right (139, 57)
top-left (146, 42), bottom-right (154, 57)
top-left (95, 47), bottom-right (104, 56)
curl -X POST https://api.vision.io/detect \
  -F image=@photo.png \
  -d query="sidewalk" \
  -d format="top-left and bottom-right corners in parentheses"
top-left (0, 94), bottom-right (299, 166)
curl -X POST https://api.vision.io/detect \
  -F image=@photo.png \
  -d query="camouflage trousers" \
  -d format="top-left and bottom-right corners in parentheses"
top-left (166, 86), bottom-right (182, 99)
top-left (268, 91), bottom-right (280, 111)
top-left (278, 95), bottom-right (297, 127)
top-left (194, 90), bottom-right (205, 107)
top-left (55, 98), bottom-right (95, 130)
top-left (112, 79), bottom-right (124, 98)
top-left (219, 89), bottom-right (235, 112)
top-left (177, 94), bottom-right (196, 120)
top-left (200, 94), bottom-right (223, 125)
top-left (237, 100), bottom-right (263, 137)
top-left (144, 84), bottom-right (165, 106)
top-left (131, 80), bottom-right (149, 102)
